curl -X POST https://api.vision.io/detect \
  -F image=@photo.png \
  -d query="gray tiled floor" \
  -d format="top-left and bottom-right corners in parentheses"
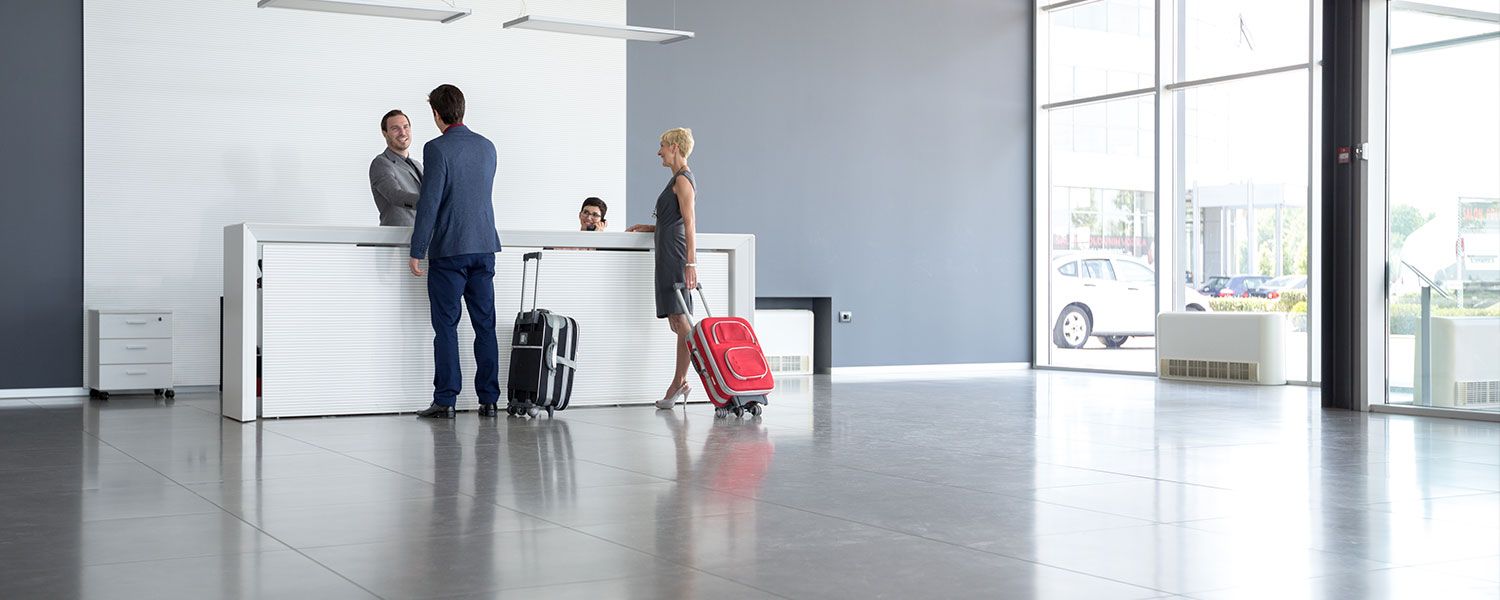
top-left (2, 371), bottom-right (1498, 599)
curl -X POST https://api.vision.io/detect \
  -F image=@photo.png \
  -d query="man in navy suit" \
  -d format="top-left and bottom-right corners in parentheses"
top-left (408, 84), bottom-right (503, 419)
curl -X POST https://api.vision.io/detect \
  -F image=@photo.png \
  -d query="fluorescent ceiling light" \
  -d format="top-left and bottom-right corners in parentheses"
top-left (257, 0), bottom-right (471, 24)
top-left (502, 15), bottom-right (694, 44)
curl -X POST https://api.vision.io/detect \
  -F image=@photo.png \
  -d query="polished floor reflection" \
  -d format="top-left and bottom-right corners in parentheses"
top-left (2, 371), bottom-right (1498, 599)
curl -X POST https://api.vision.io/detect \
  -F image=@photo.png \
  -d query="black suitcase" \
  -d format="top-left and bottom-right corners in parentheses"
top-left (505, 252), bottom-right (578, 418)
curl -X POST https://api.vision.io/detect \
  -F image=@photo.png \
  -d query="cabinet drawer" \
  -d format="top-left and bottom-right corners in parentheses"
top-left (98, 363), bottom-right (173, 390)
top-left (98, 339), bottom-right (172, 365)
top-left (99, 313), bottom-right (171, 339)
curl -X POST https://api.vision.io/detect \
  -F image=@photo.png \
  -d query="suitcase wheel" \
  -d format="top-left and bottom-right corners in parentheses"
top-left (505, 402), bottom-right (540, 418)
top-left (545, 405), bottom-right (555, 418)
top-left (714, 407), bottom-right (729, 419)
top-left (747, 403), bottom-right (762, 417)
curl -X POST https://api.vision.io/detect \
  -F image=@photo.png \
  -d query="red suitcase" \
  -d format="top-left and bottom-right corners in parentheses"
top-left (675, 285), bottom-right (773, 418)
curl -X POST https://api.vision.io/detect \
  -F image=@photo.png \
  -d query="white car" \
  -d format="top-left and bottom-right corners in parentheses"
top-left (1050, 253), bottom-right (1213, 349)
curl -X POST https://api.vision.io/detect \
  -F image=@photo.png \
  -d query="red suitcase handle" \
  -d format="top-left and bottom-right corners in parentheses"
top-left (672, 283), bottom-right (713, 321)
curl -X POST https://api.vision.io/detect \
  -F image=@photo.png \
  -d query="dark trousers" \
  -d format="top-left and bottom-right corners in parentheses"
top-left (427, 253), bottom-right (500, 406)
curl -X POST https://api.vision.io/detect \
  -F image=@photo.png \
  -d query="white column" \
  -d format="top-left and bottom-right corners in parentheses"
top-left (222, 224), bottom-right (258, 422)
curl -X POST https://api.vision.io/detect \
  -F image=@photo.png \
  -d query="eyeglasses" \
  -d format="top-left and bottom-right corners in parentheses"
top-left (580, 211), bottom-right (603, 219)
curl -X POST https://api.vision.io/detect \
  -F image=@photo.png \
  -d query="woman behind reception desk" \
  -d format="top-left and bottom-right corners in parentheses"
top-left (550, 198), bottom-right (609, 252)
top-left (579, 197), bottom-right (608, 231)
top-left (627, 127), bottom-right (698, 410)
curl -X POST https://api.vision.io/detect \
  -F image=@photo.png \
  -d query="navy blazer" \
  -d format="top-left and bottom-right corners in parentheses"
top-left (409, 124), bottom-right (503, 260)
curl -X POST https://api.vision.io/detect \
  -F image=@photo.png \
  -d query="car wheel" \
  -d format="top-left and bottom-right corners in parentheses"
top-left (1052, 305), bottom-right (1092, 349)
top-left (1100, 335), bottom-right (1128, 348)
top-left (1186, 304), bottom-right (1206, 312)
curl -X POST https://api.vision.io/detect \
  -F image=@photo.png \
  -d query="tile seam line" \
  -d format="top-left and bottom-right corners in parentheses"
top-left (81, 424), bottom-right (394, 600)
top-left (679, 480), bottom-right (1175, 598)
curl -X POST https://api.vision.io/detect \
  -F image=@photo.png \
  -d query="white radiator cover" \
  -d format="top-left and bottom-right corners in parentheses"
top-left (1414, 316), bottom-right (1500, 408)
top-left (1157, 312), bottom-right (1287, 386)
top-left (753, 309), bottom-right (814, 375)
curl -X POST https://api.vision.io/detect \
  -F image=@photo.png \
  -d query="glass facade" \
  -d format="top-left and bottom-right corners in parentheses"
top-left (1036, 0), bottom-right (1320, 380)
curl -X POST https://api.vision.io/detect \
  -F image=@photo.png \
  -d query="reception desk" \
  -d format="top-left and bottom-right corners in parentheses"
top-left (222, 223), bottom-right (755, 422)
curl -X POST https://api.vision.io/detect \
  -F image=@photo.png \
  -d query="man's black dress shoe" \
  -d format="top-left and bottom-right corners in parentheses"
top-left (416, 403), bottom-right (455, 419)
top-left (477, 404), bottom-right (499, 417)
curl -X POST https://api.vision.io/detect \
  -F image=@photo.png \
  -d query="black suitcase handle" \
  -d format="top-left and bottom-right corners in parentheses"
top-left (672, 283), bottom-right (712, 320)
top-left (520, 252), bottom-right (543, 313)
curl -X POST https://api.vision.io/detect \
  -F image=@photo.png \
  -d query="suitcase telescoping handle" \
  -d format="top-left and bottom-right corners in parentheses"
top-left (673, 283), bottom-right (712, 320)
top-left (520, 252), bottom-right (543, 313)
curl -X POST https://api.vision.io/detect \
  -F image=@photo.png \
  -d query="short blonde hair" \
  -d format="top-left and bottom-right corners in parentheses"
top-left (660, 127), bottom-right (694, 159)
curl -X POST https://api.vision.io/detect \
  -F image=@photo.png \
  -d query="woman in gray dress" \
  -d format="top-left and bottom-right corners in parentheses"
top-left (626, 128), bottom-right (698, 409)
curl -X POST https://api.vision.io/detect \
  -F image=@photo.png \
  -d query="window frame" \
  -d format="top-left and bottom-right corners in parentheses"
top-left (1034, 0), bottom-right (1323, 382)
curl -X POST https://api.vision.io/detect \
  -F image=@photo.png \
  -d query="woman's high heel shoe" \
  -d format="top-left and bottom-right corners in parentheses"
top-left (655, 382), bottom-right (691, 409)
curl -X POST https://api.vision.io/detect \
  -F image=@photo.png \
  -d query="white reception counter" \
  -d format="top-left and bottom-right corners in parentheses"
top-left (222, 223), bottom-right (755, 422)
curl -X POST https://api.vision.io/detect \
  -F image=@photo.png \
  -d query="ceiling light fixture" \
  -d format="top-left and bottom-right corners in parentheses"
top-left (502, 15), bottom-right (693, 44)
top-left (257, 0), bottom-right (471, 24)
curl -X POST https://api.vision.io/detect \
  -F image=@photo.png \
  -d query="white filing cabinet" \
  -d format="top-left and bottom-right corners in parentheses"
top-left (88, 309), bottom-right (174, 399)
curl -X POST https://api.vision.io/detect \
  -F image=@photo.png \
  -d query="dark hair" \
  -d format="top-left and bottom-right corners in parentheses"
top-left (581, 197), bottom-right (607, 219)
top-left (427, 84), bottom-right (465, 125)
top-left (380, 109), bottom-right (408, 131)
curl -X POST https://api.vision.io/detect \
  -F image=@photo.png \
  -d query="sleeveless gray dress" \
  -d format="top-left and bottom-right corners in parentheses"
top-left (653, 168), bottom-right (694, 318)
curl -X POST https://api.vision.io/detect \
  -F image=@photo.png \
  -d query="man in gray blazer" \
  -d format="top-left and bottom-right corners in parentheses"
top-left (370, 109), bottom-right (423, 226)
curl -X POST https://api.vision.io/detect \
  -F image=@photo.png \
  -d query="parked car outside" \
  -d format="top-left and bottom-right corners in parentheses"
top-left (1051, 253), bottom-right (1215, 349)
top-left (1248, 274), bottom-right (1307, 299)
top-left (1199, 275), bottom-right (1272, 298)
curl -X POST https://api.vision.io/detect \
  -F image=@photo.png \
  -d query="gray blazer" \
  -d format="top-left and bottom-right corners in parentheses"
top-left (369, 148), bottom-right (424, 226)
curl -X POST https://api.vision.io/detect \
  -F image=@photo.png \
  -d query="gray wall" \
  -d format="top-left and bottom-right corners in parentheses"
top-left (0, 1), bottom-right (84, 389)
top-left (628, 0), bottom-right (1033, 367)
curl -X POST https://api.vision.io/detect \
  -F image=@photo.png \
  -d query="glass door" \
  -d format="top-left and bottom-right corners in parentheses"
top-left (1383, 0), bottom-right (1500, 415)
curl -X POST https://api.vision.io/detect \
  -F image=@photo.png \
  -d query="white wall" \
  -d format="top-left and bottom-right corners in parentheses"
top-left (84, 0), bottom-right (627, 386)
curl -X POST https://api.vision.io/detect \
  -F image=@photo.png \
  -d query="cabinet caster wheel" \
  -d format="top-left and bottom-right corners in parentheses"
top-left (99, 391), bottom-right (110, 400)
top-left (164, 389), bottom-right (175, 398)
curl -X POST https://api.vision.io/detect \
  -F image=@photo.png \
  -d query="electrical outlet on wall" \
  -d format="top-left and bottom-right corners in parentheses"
top-left (839, 311), bottom-right (853, 323)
